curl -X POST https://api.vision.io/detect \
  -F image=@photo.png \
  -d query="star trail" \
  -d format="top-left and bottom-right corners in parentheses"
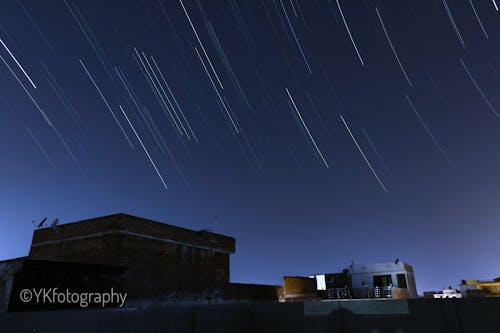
top-left (1, 0), bottom-right (500, 293)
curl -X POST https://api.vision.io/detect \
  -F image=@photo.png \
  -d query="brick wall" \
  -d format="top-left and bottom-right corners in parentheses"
top-left (27, 214), bottom-right (235, 298)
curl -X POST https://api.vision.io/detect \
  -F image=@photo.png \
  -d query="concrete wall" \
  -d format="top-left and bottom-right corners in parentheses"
top-left (1, 298), bottom-right (500, 332)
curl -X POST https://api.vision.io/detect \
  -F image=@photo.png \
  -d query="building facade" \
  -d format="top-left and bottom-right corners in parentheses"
top-left (28, 213), bottom-right (236, 298)
top-left (312, 271), bottom-right (352, 300)
top-left (349, 261), bottom-right (417, 299)
top-left (460, 278), bottom-right (500, 297)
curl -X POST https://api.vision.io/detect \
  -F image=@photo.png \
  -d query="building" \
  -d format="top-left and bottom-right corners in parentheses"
top-left (27, 213), bottom-right (235, 298)
top-left (460, 278), bottom-right (500, 297)
top-left (432, 288), bottom-right (462, 298)
top-left (0, 258), bottom-right (25, 312)
top-left (312, 270), bottom-right (352, 300)
top-left (4, 259), bottom-right (126, 311)
top-left (1, 213), bottom-right (251, 311)
top-left (1, 213), bottom-right (285, 312)
top-left (348, 260), bottom-right (417, 299)
top-left (311, 260), bottom-right (418, 300)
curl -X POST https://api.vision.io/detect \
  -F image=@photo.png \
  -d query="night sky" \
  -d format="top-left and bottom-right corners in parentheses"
top-left (1, 0), bottom-right (499, 293)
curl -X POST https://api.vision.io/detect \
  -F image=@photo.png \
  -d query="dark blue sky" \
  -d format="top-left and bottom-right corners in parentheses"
top-left (1, 0), bottom-right (499, 293)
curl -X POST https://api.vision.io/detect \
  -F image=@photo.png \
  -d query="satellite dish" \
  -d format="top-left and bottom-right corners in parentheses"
top-left (50, 218), bottom-right (59, 228)
top-left (395, 258), bottom-right (400, 264)
top-left (37, 217), bottom-right (47, 229)
top-left (31, 217), bottom-right (48, 229)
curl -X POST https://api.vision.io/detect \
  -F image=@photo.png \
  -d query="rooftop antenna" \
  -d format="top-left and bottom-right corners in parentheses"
top-left (31, 217), bottom-right (47, 229)
top-left (50, 218), bottom-right (59, 229)
top-left (37, 217), bottom-right (47, 229)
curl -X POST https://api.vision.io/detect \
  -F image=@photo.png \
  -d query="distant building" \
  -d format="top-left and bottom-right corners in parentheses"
top-left (432, 288), bottom-right (462, 299)
top-left (311, 260), bottom-right (418, 300)
top-left (460, 278), bottom-right (500, 298)
top-left (349, 260), bottom-right (417, 299)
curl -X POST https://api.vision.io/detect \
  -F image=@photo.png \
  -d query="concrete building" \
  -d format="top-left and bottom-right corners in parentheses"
top-left (1, 213), bottom-right (287, 312)
top-left (0, 213), bottom-right (254, 311)
top-left (312, 271), bottom-right (352, 300)
top-left (349, 260), bottom-right (417, 299)
top-left (312, 260), bottom-right (417, 300)
top-left (460, 278), bottom-right (500, 297)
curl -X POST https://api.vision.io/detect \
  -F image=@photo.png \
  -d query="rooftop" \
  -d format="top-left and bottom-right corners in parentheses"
top-left (30, 213), bottom-right (235, 253)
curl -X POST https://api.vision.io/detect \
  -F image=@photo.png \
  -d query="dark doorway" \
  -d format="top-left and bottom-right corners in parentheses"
top-left (397, 274), bottom-right (407, 288)
top-left (373, 274), bottom-right (392, 287)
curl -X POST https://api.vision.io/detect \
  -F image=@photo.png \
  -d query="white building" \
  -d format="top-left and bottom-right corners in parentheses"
top-left (433, 288), bottom-right (462, 298)
top-left (348, 260), bottom-right (418, 299)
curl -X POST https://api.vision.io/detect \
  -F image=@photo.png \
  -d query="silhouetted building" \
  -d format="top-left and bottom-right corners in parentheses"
top-left (5, 259), bottom-right (126, 311)
top-left (27, 213), bottom-right (235, 299)
top-left (0, 258), bottom-right (25, 312)
top-left (0, 213), bottom-right (243, 312)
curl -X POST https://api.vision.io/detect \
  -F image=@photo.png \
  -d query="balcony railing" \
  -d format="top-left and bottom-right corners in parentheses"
top-left (321, 287), bottom-right (351, 299)
top-left (374, 286), bottom-right (393, 298)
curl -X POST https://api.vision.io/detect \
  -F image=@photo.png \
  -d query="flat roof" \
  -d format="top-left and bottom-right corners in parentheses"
top-left (31, 213), bottom-right (235, 253)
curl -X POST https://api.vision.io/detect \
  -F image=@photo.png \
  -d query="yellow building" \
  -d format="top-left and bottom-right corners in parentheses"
top-left (460, 278), bottom-right (500, 297)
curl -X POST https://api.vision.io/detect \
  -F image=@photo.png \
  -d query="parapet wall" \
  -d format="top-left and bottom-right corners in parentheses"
top-left (1, 298), bottom-right (500, 332)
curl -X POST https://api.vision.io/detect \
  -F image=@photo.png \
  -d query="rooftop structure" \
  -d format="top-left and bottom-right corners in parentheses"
top-left (432, 288), bottom-right (462, 299)
top-left (312, 271), bottom-right (352, 300)
top-left (460, 278), bottom-right (500, 298)
top-left (28, 213), bottom-right (235, 298)
top-left (348, 260), bottom-right (417, 299)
